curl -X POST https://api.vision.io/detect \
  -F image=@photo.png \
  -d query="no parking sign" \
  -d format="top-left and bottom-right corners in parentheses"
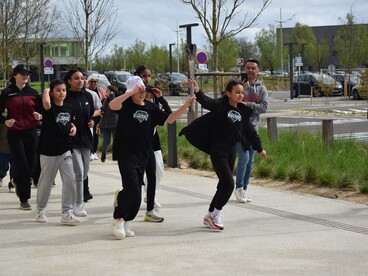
top-left (196, 51), bottom-right (208, 64)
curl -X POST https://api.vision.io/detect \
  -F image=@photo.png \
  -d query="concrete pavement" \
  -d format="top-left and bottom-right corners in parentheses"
top-left (1, 159), bottom-right (368, 275)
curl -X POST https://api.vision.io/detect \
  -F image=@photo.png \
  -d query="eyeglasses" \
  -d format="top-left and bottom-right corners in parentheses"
top-left (89, 80), bottom-right (97, 83)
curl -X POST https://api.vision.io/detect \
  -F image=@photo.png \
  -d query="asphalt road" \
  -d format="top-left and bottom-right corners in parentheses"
top-left (167, 91), bottom-right (368, 141)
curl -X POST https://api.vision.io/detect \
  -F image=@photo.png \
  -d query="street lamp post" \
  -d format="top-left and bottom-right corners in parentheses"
top-left (179, 23), bottom-right (198, 124)
top-left (169, 43), bottom-right (175, 74)
top-left (285, 42), bottom-right (297, 99)
top-left (168, 42), bottom-right (177, 168)
top-left (39, 43), bottom-right (45, 93)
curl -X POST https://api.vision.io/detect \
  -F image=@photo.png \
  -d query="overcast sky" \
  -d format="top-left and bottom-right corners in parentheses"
top-left (56, 0), bottom-right (368, 52)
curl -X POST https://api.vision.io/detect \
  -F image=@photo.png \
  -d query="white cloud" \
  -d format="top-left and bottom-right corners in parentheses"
top-left (53, 0), bottom-right (368, 52)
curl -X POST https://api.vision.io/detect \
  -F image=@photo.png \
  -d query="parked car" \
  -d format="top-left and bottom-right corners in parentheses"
top-left (154, 72), bottom-right (188, 96)
top-left (292, 73), bottom-right (343, 97)
top-left (104, 70), bottom-right (132, 93)
top-left (331, 74), bottom-right (358, 97)
top-left (351, 83), bottom-right (368, 100)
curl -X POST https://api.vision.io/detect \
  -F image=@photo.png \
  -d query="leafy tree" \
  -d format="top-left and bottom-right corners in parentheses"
top-left (310, 38), bottom-right (329, 71)
top-left (124, 40), bottom-right (148, 72)
top-left (64, 0), bottom-right (119, 70)
top-left (334, 12), bottom-right (362, 72)
top-left (255, 25), bottom-right (279, 74)
top-left (146, 44), bottom-right (169, 76)
top-left (291, 23), bottom-right (316, 69)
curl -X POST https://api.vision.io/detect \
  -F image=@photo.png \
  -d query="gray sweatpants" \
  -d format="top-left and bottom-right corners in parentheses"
top-left (71, 148), bottom-right (90, 204)
top-left (37, 151), bottom-right (76, 213)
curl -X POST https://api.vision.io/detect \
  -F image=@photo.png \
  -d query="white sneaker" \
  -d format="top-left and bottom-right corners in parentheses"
top-left (94, 153), bottom-right (99, 160)
top-left (112, 219), bottom-right (125, 239)
top-left (124, 222), bottom-right (135, 237)
top-left (61, 210), bottom-right (80, 226)
top-left (243, 194), bottom-right (252, 202)
top-left (73, 203), bottom-right (87, 217)
top-left (90, 153), bottom-right (94, 161)
top-left (203, 211), bottom-right (224, 230)
top-left (36, 209), bottom-right (47, 223)
top-left (234, 187), bottom-right (246, 203)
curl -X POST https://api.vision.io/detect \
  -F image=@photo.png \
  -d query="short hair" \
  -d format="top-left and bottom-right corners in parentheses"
top-left (245, 58), bottom-right (260, 67)
top-left (50, 79), bottom-right (66, 92)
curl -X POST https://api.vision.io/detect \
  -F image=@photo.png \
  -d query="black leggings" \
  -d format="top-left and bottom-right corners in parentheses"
top-left (145, 150), bottom-right (156, 212)
top-left (208, 146), bottom-right (236, 212)
top-left (113, 159), bottom-right (144, 221)
top-left (7, 129), bottom-right (38, 202)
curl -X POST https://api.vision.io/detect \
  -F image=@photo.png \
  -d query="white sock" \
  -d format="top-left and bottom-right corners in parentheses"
top-left (213, 208), bottom-right (221, 215)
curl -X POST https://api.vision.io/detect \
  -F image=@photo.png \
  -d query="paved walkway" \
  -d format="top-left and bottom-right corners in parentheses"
top-left (1, 159), bottom-right (368, 275)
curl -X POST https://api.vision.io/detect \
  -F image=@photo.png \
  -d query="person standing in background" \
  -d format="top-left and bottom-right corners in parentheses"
top-left (87, 77), bottom-right (105, 161)
top-left (0, 123), bottom-right (15, 192)
top-left (99, 85), bottom-right (119, 162)
top-left (234, 58), bottom-right (268, 203)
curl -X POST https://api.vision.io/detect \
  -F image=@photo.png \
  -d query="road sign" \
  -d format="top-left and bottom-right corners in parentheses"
top-left (196, 51), bottom-right (208, 64)
top-left (295, 56), bottom-right (303, 66)
top-left (236, 58), bottom-right (244, 65)
top-left (198, 63), bottom-right (207, 70)
top-left (44, 58), bottom-right (53, 68)
top-left (44, 67), bottom-right (54, 75)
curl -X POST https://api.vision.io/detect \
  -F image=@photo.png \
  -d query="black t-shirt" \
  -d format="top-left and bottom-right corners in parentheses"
top-left (112, 98), bottom-right (169, 166)
top-left (38, 102), bottom-right (73, 156)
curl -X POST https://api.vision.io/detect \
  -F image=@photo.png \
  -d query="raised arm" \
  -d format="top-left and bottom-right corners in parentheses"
top-left (42, 88), bottom-right (51, 111)
top-left (109, 84), bottom-right (145, 110)
top-left (166, 96), bottom-right (195, 124)
top-left (189, 79), bottom-right (222, 111)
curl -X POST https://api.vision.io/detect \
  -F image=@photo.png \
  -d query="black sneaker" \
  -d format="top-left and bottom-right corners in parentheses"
top-left (84, 192), bottom-right (93, 202)
top-left (8, 180), bottom-right (15, 193)
top-left (20, 201), bottom-right (32, 210)
top-left (101, 153), bottom-right (106, 163)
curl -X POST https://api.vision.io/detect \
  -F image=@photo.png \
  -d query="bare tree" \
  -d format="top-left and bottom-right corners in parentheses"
top-left (180, 0), bottom-right (271, 95)
top-left (20, 0), bottom-right (61, 68)
top-left (64, 0), bottom-right (119, 70)
top-left (0, 1), bottom-right (25, 80)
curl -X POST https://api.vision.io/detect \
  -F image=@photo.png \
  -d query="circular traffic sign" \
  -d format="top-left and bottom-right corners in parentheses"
top-left (44, 58), bottom-right (53, 68)
top-left (196, 51), bottom-right (208, 64)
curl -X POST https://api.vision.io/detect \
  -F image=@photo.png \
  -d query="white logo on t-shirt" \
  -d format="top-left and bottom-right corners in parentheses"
top-left (227, 110), bottom-right (241, 123)
top-left (56, 113), bottom-right (71, 126)
top-left (133, 110), bottom-right (149, 123)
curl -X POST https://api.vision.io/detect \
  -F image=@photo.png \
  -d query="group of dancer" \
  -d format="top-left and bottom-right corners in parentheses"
top-left (0, 58), bottom-right (268, 239)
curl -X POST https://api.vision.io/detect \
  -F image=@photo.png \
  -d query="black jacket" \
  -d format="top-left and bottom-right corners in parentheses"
top-left (179, 91), bottom-right (263, 154)
top-left (65, 88), bottom-right (94, 149)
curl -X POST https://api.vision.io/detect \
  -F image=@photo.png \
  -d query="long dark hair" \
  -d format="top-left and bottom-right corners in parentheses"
top-left (134, 65), bottom-right (150, 76)
top-left (63, 68), bottom-right (84, 89)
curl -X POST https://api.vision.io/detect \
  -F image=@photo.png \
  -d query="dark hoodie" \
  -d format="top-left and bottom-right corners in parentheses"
top-left (65, 88), bottom-right (94, 149)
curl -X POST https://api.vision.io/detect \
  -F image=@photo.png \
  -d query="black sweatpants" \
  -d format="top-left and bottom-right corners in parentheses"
top-left (113, 159), bottom-right (144, 221)
top-left (208, 146), bottom-right (236, 212)
top-left (7, 129), bottom-right (38, 202)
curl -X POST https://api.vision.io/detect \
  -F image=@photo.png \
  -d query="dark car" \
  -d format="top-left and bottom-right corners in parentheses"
top-left (292, 73), bottom-right (343, 97)
top-left (154, 72), bottom-right (188, 96)
top-left (104, 71), bottom-right (132, 93)
top-left (332, 74), bottom-right (358, 97)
